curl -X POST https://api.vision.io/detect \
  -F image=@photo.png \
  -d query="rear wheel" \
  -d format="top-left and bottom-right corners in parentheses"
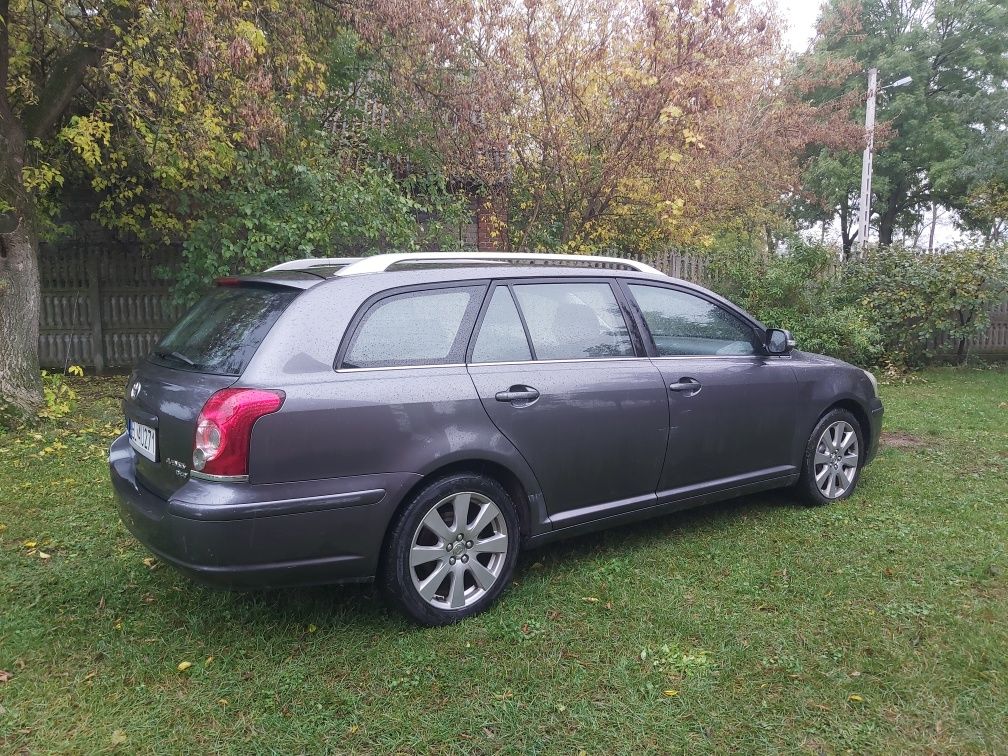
top-left (381, 473), bottom-right (519, 626)
top-left (796, 409), bottom-right (864, 506)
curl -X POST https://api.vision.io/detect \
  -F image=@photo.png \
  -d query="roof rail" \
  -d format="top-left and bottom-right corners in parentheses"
top-left (265, 257), bottom-right (362, 272)
top-left (336, 252), bottom-right (665, 277)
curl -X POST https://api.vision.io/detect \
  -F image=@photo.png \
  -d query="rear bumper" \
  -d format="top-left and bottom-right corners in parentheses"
top-left (866, 397), bottom-right (884, 463)
top-left (109, 433), bottom-right (419, 588)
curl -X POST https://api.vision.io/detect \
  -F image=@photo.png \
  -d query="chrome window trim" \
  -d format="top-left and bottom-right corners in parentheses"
top-left (650, 354), bottom-right (760, 361)
top-left (468, 357), bottom-right (649, 367)
top-left (336, 363), bottom-right (469, 374)
top-left (337, 357), bottom-right (654, 372)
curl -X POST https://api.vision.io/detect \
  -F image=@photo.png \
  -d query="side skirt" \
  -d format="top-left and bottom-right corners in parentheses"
top-left (524, 472), bottom-right (798, 549)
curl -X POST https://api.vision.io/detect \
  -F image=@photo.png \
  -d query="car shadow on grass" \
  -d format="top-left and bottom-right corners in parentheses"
top-left (169, 489), bottom-right (802, 633)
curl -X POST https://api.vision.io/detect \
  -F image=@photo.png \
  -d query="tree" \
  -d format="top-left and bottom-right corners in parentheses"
top-left (0, 1), bottom-right (346, 415)
top-left (796, 0), bottom-right (1008, 255)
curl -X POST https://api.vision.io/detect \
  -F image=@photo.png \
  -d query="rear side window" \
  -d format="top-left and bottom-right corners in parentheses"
top-left (471, 287), bottom-right (533, 363)
top-left (512, 282), bottom-right (634, 360)
top-left (342, 286), bottom-right (484, 369)
top-left (152, 285), bottom-right (298, 376)
top-left (628, 284), bottom-right (757, 356)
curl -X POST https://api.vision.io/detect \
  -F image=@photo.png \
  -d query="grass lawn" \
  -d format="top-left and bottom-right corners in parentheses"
top-left (1, 368), bottom-right (1006, 754)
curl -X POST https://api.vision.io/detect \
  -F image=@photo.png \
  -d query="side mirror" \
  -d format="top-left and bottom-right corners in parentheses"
top-left (766, 328), bottom-right (796, 355)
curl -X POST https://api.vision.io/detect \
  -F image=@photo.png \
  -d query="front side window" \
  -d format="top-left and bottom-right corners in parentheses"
top-left (512, 282), bottom-right (634, 360)
top-left (628, 284), bottom-right (757, 356)
top-left (471, 287), bottom-right (533, 363)
top-left (342, 286), bottom-right (483, 369)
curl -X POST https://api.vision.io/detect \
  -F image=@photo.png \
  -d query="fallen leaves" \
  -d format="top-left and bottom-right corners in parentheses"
top-left (177, 661), bottom-right (193, 672)
top-left (0, 670), bottom-right (12, 683)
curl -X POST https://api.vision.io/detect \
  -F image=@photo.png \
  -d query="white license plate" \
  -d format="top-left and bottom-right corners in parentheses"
top-left (127, 420), bottom-right (157, 462)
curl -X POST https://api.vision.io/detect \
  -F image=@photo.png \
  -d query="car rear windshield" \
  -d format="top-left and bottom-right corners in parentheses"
top-left (150, 285), bottom-right (298, 376)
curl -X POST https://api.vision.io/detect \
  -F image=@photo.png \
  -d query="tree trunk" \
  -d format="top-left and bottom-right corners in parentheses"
top-left (839, 195), bottom-right (856, 259)
top-left (1, 110), bottom-right (43, 417)
top-left (877, 188), bottom-right (901, 247)
top-left (0, 217), bottom-right (43, 416)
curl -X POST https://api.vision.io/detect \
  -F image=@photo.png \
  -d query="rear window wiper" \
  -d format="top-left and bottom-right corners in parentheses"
top-left (154, 349), bottom-right (196, 368)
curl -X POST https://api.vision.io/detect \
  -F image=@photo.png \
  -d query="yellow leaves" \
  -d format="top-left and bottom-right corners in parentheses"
top-left (58, 115), bottom-right (113, 169)
top-left (848, 693), bottom-right (864, 703)
top-left (307, 624), bottom-right (317, 633)
top-left (67, 365), bottom-right (85, 377)
top-left (218, 698), bottom-right (229, 707)
top-left (110, 730), bottom-right (128, 746)
top-left (177, 661), bottom-right (193, 672)
top-left (663, 689), bottom-right (679, 697)
top-left (22, 540), bottom-right (37, 549)
top-left (21, 162), bottom-right (64, 195)
top-left (142, 557), bottom-right (158, 570)
top-left (235, 20), bottom-right (268, 55)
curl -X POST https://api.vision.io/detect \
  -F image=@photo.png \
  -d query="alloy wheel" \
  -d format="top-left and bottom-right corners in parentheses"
top-left (408, 491), bottom-right (509, 610)
top-left (814, 420), bottom-right (859, 499)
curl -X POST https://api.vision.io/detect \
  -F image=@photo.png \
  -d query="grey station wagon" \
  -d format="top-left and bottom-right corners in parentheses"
top-left (110, 252), bottom-right (884, 625)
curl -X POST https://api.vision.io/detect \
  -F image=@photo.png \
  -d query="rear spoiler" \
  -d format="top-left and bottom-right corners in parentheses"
top-left (213, 271), bottom-right (324, 290)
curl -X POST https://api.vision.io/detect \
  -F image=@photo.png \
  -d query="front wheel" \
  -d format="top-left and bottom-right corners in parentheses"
top-left (380, 473), bottom-right (520, 626)
top-left (795, 409), bottom-right (864, 506)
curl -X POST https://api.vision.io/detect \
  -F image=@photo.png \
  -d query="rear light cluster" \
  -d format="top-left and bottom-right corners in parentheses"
top-left (193, 388), bottom-right (284, 478)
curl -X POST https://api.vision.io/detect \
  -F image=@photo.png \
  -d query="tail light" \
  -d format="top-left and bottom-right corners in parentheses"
top-left (192, 388), bottom-right (284, 479)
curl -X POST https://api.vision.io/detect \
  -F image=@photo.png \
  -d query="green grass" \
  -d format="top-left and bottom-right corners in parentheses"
top-left (2, 369), bottom-right (1007, 754)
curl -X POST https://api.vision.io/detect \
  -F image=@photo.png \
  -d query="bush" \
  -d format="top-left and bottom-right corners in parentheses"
top-left (842, 244), bottom-right (1008, 367)
top-left (704, 235), bottom-right (882, 366)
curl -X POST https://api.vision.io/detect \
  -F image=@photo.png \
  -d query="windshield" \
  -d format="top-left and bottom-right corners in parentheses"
top-left (150, 285), bottom-right (298, 376)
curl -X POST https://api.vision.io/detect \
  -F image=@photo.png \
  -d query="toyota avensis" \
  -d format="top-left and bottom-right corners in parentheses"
top-left (110, 252), bottom-right (883, 625)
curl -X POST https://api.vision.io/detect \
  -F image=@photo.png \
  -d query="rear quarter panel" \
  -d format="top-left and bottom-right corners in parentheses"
top-left (240, 276), bottom-right (544, 524)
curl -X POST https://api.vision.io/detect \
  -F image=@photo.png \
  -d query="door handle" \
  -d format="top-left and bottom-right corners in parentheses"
top-left (668, 378), bottom-right (702, 395)
top-left (495, 386), bottom-right (540, 406)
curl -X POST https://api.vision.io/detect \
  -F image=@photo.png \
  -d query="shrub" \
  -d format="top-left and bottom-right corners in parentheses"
top-left (842, 244), bottom-right (1008, 367)
top-left (39, 366), bottom-right (84, 420)
top-left (704, 235), bottom-right (882, 366)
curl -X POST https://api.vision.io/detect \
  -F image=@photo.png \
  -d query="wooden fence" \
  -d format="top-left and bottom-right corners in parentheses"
top-left (38, 239), bottom-right (182, 371)
top-left (37, 244), bottom-right (1008, 370)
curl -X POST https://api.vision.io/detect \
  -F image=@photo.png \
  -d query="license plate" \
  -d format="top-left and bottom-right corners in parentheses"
top-left (127, 419), bottom-right (157, 462)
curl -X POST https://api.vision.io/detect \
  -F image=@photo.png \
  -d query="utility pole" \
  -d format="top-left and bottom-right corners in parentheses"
top-left (857, 67), bottom-right (878, 255)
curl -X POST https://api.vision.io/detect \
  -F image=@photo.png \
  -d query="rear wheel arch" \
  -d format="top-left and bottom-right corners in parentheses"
top-left (379, 459), bottom-right (536, 569)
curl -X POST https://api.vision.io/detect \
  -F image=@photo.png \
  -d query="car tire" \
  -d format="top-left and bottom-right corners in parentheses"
top-left (380, 472), bottom-right (520, 626)
top-left (795, 408), bottom-right (865, 506)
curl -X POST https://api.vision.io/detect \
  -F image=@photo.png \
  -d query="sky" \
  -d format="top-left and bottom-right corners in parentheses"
top-left (776, 0), bottom-right (822, 52)
top-left (771, 0), bottom-right (963, 246)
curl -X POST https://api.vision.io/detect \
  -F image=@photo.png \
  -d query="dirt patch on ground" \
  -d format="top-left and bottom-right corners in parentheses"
top-left (880, 431), bottom-right (927, 449)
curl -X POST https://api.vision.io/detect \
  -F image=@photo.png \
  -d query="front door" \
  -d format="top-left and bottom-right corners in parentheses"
top-left (621, 282), bottom-right (799, 501)
top-left (467, 280), bottom-right (668, 526)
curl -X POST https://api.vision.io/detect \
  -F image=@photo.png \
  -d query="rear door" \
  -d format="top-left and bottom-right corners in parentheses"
top-left (621, 282), bottom-right (799, 500)
top-left (467, 279), bottom-right (668, 526)
top-left (123, 282), bottom-right (300, 499)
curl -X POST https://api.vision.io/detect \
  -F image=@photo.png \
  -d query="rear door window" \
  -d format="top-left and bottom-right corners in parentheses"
top-left (470, 287), bottom-right (533, 363)
top-left (341, 286), bottom-right (485, 369)
top-left (511, 282), bottom-right (634, 360)
top-left (151, 285), bottom-right (298, 376)
top-left (628, 284), bottom-right (758, 356)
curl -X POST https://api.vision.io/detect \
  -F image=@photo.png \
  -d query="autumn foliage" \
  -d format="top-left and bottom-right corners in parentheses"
top-left (350, 0), bottom-right (861, 253)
